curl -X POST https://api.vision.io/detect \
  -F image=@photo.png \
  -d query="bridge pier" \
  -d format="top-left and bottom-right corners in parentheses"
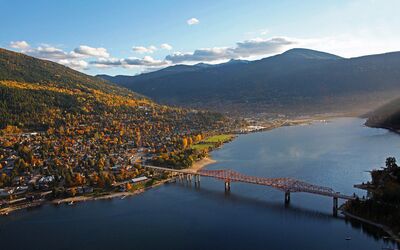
top-left (284, 191), bottom-right (291, 205)
top-left (333, 197), bottom-right (338, 217)
top-left (194, 174), bottom-right (200, 187)
top-left (224, 180), bottom-right (231, 192)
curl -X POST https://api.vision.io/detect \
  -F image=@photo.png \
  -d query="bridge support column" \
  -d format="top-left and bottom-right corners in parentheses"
top-left (225, 181), bottom-right (231, 192)
top-left (194, 175), bottom-right (200, 187)
top-left (333, 197), bottom-right (338, 217)
top-left (284, 191), bottom-right (290, 205)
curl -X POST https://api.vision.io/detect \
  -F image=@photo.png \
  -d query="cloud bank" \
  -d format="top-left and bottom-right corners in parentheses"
top-left (7, 37), bottom-right (296, 72)
top-left (90, 56), bottom-right (168, 68)
top-left (165, 37), bottom-right (295, 63)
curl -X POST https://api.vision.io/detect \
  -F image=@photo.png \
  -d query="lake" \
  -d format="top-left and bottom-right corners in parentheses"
top-left (1, 117), bottom-right (399, 250)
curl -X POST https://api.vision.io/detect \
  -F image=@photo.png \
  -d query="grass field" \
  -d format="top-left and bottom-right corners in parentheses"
top-left (202, 134), bottom-right (234, 143)
top-left (191, 134), bottom-right (234, 151)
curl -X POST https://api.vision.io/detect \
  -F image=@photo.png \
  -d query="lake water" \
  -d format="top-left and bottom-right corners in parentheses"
top-left (1, 118), bottom-right (399, 250)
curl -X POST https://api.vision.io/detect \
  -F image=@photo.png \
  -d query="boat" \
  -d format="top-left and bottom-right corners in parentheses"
top-left (68, 201), bottom-right (74, 205)
top-left (345, 237), bottom-right (352, 240)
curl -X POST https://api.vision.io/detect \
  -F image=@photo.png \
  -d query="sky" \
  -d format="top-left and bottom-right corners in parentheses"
top-left (1, 0), bottom-right (400, 76)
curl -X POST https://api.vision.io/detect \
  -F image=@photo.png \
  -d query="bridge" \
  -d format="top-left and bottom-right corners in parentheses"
top-left (144, 165), bottom-right (356, 216)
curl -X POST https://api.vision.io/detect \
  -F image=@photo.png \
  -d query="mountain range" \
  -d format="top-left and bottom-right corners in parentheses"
top-left (98, 48), bottom-right (400, 116)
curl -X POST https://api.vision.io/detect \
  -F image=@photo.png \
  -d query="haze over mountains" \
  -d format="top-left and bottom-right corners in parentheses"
top-left (366, 96), bottom-right (400, 131)
top-left (99, 48), bottom-right (400, 116)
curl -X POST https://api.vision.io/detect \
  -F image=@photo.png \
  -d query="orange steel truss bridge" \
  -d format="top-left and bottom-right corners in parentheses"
top-left (144, 165), bottom-right (356, 216)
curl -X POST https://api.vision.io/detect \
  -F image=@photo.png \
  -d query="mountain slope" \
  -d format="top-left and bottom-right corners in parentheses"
top-left (0, 48), bottom-right (140, 97)
top-left (0, 48), bottom-right (150, 129)
top-left (99, 48), bottom-right (400, 116)
top-left (366, 97), bottom-right (400, 130)
top-left (0, 48), bottom-right (227, 132)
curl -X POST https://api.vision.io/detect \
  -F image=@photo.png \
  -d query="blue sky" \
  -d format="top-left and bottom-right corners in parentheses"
top-left (1, 0), bottom-right (400, 75)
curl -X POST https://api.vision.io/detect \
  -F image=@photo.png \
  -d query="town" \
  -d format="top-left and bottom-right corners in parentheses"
top-left (0, 102), bottom-right (241, 214)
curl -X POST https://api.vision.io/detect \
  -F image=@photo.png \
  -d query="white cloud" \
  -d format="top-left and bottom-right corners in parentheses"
top-left (124, 56), bottom-right (167, 67)
top-left (10, 43), bottom-right (89, 70)
top-left (30, 45), bottom-right (79, 60)
top-left (187, 18), bottom-right (199, 25)
top-left (10, 41), bottom-right (30, 50)
top-left (58, 59), bottom-right (89, 70)
top-left (132, 45), bottom-right (157, 53)
top-left (165, 37), bottom-right (296, 63)
top-left (73, 45), bottom-right (110, 58)
top-left (90, 56), bottom-right (168, 68)
top-left (234, 37), bottom-right (294, 57)
top-left (160, 43), bottom-right (173, 50)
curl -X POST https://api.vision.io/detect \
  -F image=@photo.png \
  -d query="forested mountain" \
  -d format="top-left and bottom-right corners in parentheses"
top-left (0, 48), bottom-right (236, 197)
top-left (0, 48), bottom-right (226, 131)
top-left (99, 48), bottom-right (400, 116)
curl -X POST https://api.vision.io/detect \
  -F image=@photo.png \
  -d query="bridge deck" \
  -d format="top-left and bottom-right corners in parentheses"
top-left (144, 165), bottom-right (355, 200)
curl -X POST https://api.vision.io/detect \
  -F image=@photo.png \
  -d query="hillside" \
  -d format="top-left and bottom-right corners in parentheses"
top-left (0, 48), bottom-right (229, 132)
top-left (99, 48), bottom-right (400, 116)
top-left (365, 97), bottom-right (400, 131)
top-left (0, 48), bottom-right (147, 129)
top-left (0, 48), bottom-right (237, 201)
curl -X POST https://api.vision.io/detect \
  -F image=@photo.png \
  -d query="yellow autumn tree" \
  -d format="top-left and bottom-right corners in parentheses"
top-left (182, 138), bottom-right (188, 148)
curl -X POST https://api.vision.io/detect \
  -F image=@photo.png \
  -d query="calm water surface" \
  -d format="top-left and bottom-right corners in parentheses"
top-left (1, 118), bottom-right (400, 250)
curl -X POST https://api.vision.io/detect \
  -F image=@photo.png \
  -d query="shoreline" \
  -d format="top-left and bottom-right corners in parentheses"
top-left (0, 156), bottom-right (219, 216)
top-left (189, 157), bottom-right (217, 172)
top-left (38, 157), bottom-right (217, 207)
top-left (51, 178), bottom-right (171, 205)
top-left (341, 210), bottom-right (400, 244)
top-left (0, 115), bottom-right (342, 216)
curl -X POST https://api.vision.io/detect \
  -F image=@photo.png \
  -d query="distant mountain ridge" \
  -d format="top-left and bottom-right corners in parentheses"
top-left (98, 48), bottom-right (400, 116)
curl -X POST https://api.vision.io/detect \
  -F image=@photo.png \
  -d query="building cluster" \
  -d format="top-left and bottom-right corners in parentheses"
top-left (0, 104), bottom-right (237, 209)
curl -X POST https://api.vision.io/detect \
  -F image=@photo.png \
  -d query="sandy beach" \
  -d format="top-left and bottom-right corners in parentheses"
top-left (189, 157), bottom-right (217, 172)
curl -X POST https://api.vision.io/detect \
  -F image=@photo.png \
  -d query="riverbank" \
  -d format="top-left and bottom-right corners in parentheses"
top-left (53, 157), bottom-right (217, 205)
top-left (0, 116), bottom-right (336, 216)
top-left (341, 210), bottom-right (400, 244)
top-left (52, 178), bottom-right (171, 205)
top-left (190, 157), bottom-right (216, 172)
top-left (0, 151), bottom-right (220, 216)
